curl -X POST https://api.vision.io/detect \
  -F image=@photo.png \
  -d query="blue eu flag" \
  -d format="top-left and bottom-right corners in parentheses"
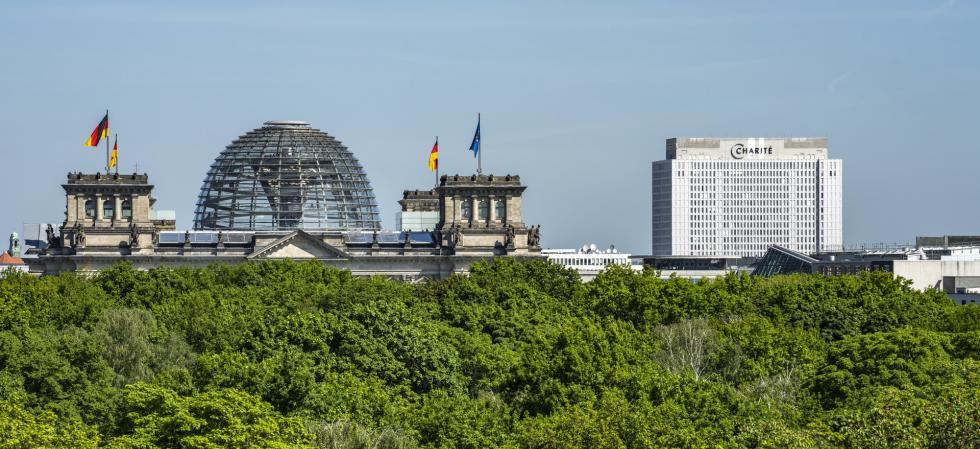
top-left (469, 115), bottom-right (480, 158)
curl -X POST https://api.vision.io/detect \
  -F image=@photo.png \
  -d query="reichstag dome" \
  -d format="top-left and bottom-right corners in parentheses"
top-left (193, 121), bottom-right (382, 231)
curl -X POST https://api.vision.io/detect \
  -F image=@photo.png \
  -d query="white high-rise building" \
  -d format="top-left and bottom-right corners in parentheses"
top-left (652, 138), bottom-right (842, 257)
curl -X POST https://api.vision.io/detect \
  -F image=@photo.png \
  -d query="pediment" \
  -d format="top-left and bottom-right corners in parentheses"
top-left (248, 230), bottom-right (349, 260)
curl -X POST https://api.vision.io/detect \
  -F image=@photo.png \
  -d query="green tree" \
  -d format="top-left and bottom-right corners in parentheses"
top-left (0, 398), bottom-right (100, 449)
top-left (306, 420), bottom-right (416, 449)
top-left (653, 317), bottom-right (719, 381)
top-left (94, 307), bottom-right (194, 388)
top-left (811, 328), bottom-right (956, 408)
top-left (2, 259), bottom-right (974, 448)
top-left (109, 383), bottom-right (311, 449)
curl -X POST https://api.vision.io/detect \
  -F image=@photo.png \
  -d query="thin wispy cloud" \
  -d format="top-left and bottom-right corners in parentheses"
top-left (827, 71), bottom-right (850, 93)
top-left (923, 0), bottom-right (957, 16)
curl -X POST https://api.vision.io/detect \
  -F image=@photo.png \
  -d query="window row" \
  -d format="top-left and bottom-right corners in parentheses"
top-left (461, 199), bottom-right (507, 221)
top-left (83, 198), bottom-right (133, 220)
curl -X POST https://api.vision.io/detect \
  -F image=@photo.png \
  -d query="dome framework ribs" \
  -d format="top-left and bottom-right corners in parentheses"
top-left (193, 121), bottom-right (381, 232)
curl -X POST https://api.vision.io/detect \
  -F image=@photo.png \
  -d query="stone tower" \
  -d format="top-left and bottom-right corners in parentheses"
top-left (58, 172), bottom-right (156, 252)
top-left (435, 174), bottom-right (540, 255)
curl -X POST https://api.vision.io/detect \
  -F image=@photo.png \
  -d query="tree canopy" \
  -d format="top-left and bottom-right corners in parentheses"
top-left (0, 260), bottom-right (977, 448)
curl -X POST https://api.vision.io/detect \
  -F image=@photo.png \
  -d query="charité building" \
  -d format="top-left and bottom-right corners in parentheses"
top-left (28, 121), bottom-right (542, 279)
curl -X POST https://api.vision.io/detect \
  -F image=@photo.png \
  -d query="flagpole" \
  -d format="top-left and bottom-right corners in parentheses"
top-left (105, 109), bottom-right (110, 173)
top-left (435, 136), bottom-right (439, 187)
top-left (114, 133), bottom-right (119, 175)
top-left (476, 113), bottom-right (482, 175)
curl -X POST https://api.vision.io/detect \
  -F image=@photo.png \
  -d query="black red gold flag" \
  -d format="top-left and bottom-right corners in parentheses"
top-left (84, 113), bottom-right (109, 147)
top-left (109, 136), bottom-right (118, 169)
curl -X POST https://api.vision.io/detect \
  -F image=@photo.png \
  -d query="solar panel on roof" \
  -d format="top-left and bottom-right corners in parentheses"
top-left (409, 232), bottom-right (435, 244)
top-left (223, 233), bottom-right (249, 244)
top-left (191, 233), bottom-right (218, 244)
top-left (159, 233), bottom-right (182, 244)
top-left (345, 233), bottom-right (373, 244)
top-left (378, 232), bottom-right (402, 243)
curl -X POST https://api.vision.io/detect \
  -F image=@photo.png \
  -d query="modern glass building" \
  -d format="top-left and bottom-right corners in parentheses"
top-left (194, 121), bottom-right (382, 231)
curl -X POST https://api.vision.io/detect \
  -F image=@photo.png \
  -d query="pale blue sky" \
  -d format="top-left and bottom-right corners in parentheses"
top-left (1, 0), bottom-right (978, 253)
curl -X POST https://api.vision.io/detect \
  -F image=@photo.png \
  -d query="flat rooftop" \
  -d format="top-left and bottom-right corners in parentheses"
top-left (665, 137), bottom-right (830, 160)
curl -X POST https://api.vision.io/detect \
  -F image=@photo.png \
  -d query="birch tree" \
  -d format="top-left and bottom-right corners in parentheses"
top-left (653, 317), bottom-right (718, 381)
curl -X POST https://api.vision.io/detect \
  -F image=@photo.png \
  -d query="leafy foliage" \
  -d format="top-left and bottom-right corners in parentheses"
top-left (0, 396), bottom-right (100, 449)
top-left (0, 259), bottom-right (977, 448)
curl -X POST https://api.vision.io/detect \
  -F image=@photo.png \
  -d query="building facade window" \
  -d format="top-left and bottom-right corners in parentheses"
top-left (651, 139), bottom-right (841, 257)
top-left (495, 200), bottom-right (506, 222)
top-left (85, 199), bottom-right (96, 218)
top-left (103, 200), bottom-right (115, 219)
top-left (121, 200), bottom-right (132, 219)
top-left (461, 200), bottom-right (471, 219)
top-left (478, 200), bottom-right (489, 220)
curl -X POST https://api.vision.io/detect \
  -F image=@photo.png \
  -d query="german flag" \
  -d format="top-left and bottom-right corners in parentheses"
top-left (84, 113), bottom-right (109, 147)
top-left (428, 138), bottom-right (439, 172)
top-left (108, 136), bottom-right (118, 169)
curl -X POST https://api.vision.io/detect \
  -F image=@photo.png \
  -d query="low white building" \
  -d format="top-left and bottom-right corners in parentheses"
top-left (894, 260), bottom-right (980, 290)
top-left (638, 255), bottom-right (745, 280)
top-left (543, 244), bottom-right (637, 281)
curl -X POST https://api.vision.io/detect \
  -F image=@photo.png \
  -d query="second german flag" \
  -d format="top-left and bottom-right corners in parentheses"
top-left (109, 136), bottom-right (118, 169)
top-left (428, 137), bottom-right (438, 172)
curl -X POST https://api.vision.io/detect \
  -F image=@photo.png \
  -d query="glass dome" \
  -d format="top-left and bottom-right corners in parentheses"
top-left (193, 121), bottom-right (382, 231)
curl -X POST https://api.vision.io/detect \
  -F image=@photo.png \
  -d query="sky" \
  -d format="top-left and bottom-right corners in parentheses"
top-left (1, 0), bottom-right (979, 254)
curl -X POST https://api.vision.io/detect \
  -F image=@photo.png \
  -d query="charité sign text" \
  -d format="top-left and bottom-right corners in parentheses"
top-left (730, 140), bottom-right (774, 159)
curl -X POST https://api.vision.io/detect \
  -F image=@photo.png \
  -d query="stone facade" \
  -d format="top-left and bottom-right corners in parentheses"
top-left (57, 172), bottom-right (157, 253)
top-left (399, 189), bottom-right (440, 212)
top-left (436, 174), bottom-right (533, 255)
top-left (29, 172), bottom-right (543, 280)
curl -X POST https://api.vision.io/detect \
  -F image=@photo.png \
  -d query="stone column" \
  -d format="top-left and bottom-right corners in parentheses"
top-left (114, 195), bottom-right (122, 223)
top-left (509, 195), bottom-right (522, 225)
top-left (67, 194), bottom-right (78, 226)
top-left (130, 194), bottom-right (139, 223)
top-left (469, 196), bottom-right (477, 227)
top-left (95, 195), bottom-right (104, 221)
top-left (136, 193), bottom-right (151, 224)
top-left (488, 195), bottom-right (496, 227)
top-left (451, 196), bottom-right (460, 223)
top-left (484, 196), bottom-right (492, 227)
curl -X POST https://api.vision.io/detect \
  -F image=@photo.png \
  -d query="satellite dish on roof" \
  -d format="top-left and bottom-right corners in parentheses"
top-left (589, 243), bottom-right (597, 252)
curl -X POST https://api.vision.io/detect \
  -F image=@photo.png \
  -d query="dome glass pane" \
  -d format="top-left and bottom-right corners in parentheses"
top-left (193, 121), bottom-right (382, 231)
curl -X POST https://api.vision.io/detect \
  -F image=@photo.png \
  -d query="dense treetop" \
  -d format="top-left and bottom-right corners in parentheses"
top-left (0, 260), bottom-right (978, 448)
